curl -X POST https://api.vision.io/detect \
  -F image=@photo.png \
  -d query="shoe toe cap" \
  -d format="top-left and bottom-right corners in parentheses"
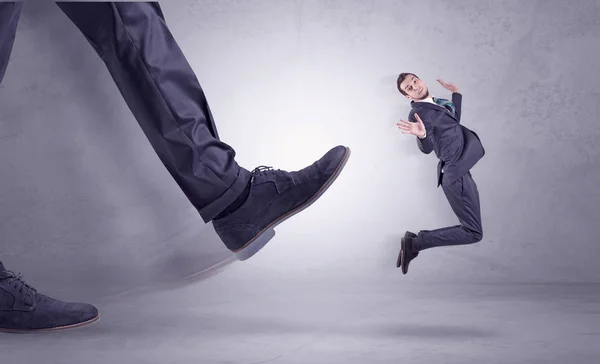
top-left (319, 145), bottom-right (349, 172)
top-left (37, 294), bottom-right (99, 327)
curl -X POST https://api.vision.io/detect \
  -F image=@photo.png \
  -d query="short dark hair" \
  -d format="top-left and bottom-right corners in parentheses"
top-left (397, 73), bottom-right (418, 95)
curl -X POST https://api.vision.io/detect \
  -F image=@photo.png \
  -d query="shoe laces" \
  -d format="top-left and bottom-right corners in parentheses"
top-left (1, 271), bottom-right (37, 295)
top-left (251, 165), bottom-right (277, 175)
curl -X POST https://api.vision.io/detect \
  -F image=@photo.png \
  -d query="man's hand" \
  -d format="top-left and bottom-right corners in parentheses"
top-left (436, 79), bottom-right (459, 93)
top-left (397, 113), bottom-right (426, 138)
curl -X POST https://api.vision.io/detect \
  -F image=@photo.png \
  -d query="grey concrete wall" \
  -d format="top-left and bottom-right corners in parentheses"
top-left (0, 0), bottom-right (599, 301)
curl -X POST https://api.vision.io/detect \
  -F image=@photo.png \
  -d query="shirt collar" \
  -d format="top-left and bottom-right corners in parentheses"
top-left (413, 95), bottom-right (435, 104)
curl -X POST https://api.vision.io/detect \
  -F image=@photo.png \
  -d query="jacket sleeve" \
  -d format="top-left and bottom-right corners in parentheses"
top-left (409, 111), bottom-right (434, 154)
top-left (452, 92), bottom-right (462, 122)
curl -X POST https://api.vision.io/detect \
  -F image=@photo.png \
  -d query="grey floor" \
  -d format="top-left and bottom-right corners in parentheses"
top-left (2, 267), bottom-right (600, 363)
top-left (1, 1), bottom-right (600, 363)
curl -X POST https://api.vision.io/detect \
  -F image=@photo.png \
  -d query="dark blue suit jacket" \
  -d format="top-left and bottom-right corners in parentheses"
top-left (408, 93), bottom-right (485, 187)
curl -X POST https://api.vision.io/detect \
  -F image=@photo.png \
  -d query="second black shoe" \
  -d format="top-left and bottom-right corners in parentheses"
top-left (0, 266), bottom-right (99, 333)
top-left (397, 231), bottom-right (419, 274)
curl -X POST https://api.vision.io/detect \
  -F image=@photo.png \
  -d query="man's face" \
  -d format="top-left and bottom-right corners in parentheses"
top-left (399, 74), bottom-right (429, 101)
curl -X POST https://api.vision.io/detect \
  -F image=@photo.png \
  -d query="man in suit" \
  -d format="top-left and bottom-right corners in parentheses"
top-left (395, 73), bottom-right (485, 275)
top-left (0, 2), bottom-right (351, 332)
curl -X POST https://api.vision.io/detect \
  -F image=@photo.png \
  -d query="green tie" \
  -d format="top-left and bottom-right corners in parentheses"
top-left (433, 97), bottom-right (455, 116)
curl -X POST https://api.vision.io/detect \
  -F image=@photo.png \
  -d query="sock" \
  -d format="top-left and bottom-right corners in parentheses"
top-left (213, 180), bottom-right (252, 220)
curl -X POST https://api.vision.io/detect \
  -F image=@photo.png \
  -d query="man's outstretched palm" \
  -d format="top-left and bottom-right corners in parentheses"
top-left (397, 113), bottom-right (426, 138)
top-left (436, 79), bottom-right (459, 93)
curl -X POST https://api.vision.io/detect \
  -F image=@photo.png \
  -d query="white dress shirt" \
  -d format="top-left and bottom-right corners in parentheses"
top-left (419, 95), bottom-right (435, 104)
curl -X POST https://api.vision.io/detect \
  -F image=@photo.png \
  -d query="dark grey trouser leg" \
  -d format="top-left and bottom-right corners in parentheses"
top-left (416, 172), bottom-right (483, 251)
top-left (0, 2), bottom-right (23, 268)
top-left (55, 1), bottom-right (251, 223)
top-left (0, 2), bottom-right (22, 85)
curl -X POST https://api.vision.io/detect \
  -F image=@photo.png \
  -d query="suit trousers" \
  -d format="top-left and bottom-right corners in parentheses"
top-left (0, 2), bottom-right (251, 225)
top-left (416, 171), bottom-right (483, 251)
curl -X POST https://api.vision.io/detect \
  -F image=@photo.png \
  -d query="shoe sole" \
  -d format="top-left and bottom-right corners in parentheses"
top-left (400, 237), bottom-right (408, 274)
top-left (396, 232), bottom-right (411, 268)
top-left (233, 146), bottom-right (352, 261)
top-left (398, 231), bottom-right (414, 274)
top-left (0, 314), bottom-right (100, 334)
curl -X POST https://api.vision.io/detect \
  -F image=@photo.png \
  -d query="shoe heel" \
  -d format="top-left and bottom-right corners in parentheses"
top-left (234, 228), bottom-right (276, 261)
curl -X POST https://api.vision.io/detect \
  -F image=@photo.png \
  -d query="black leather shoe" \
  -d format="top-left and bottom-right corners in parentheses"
top-left (213, 145), bottom-right (351, 260)
top-left (397, 231), bottom-right (419, 274)
top-left (0, 268), bottom-right (99, 332)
